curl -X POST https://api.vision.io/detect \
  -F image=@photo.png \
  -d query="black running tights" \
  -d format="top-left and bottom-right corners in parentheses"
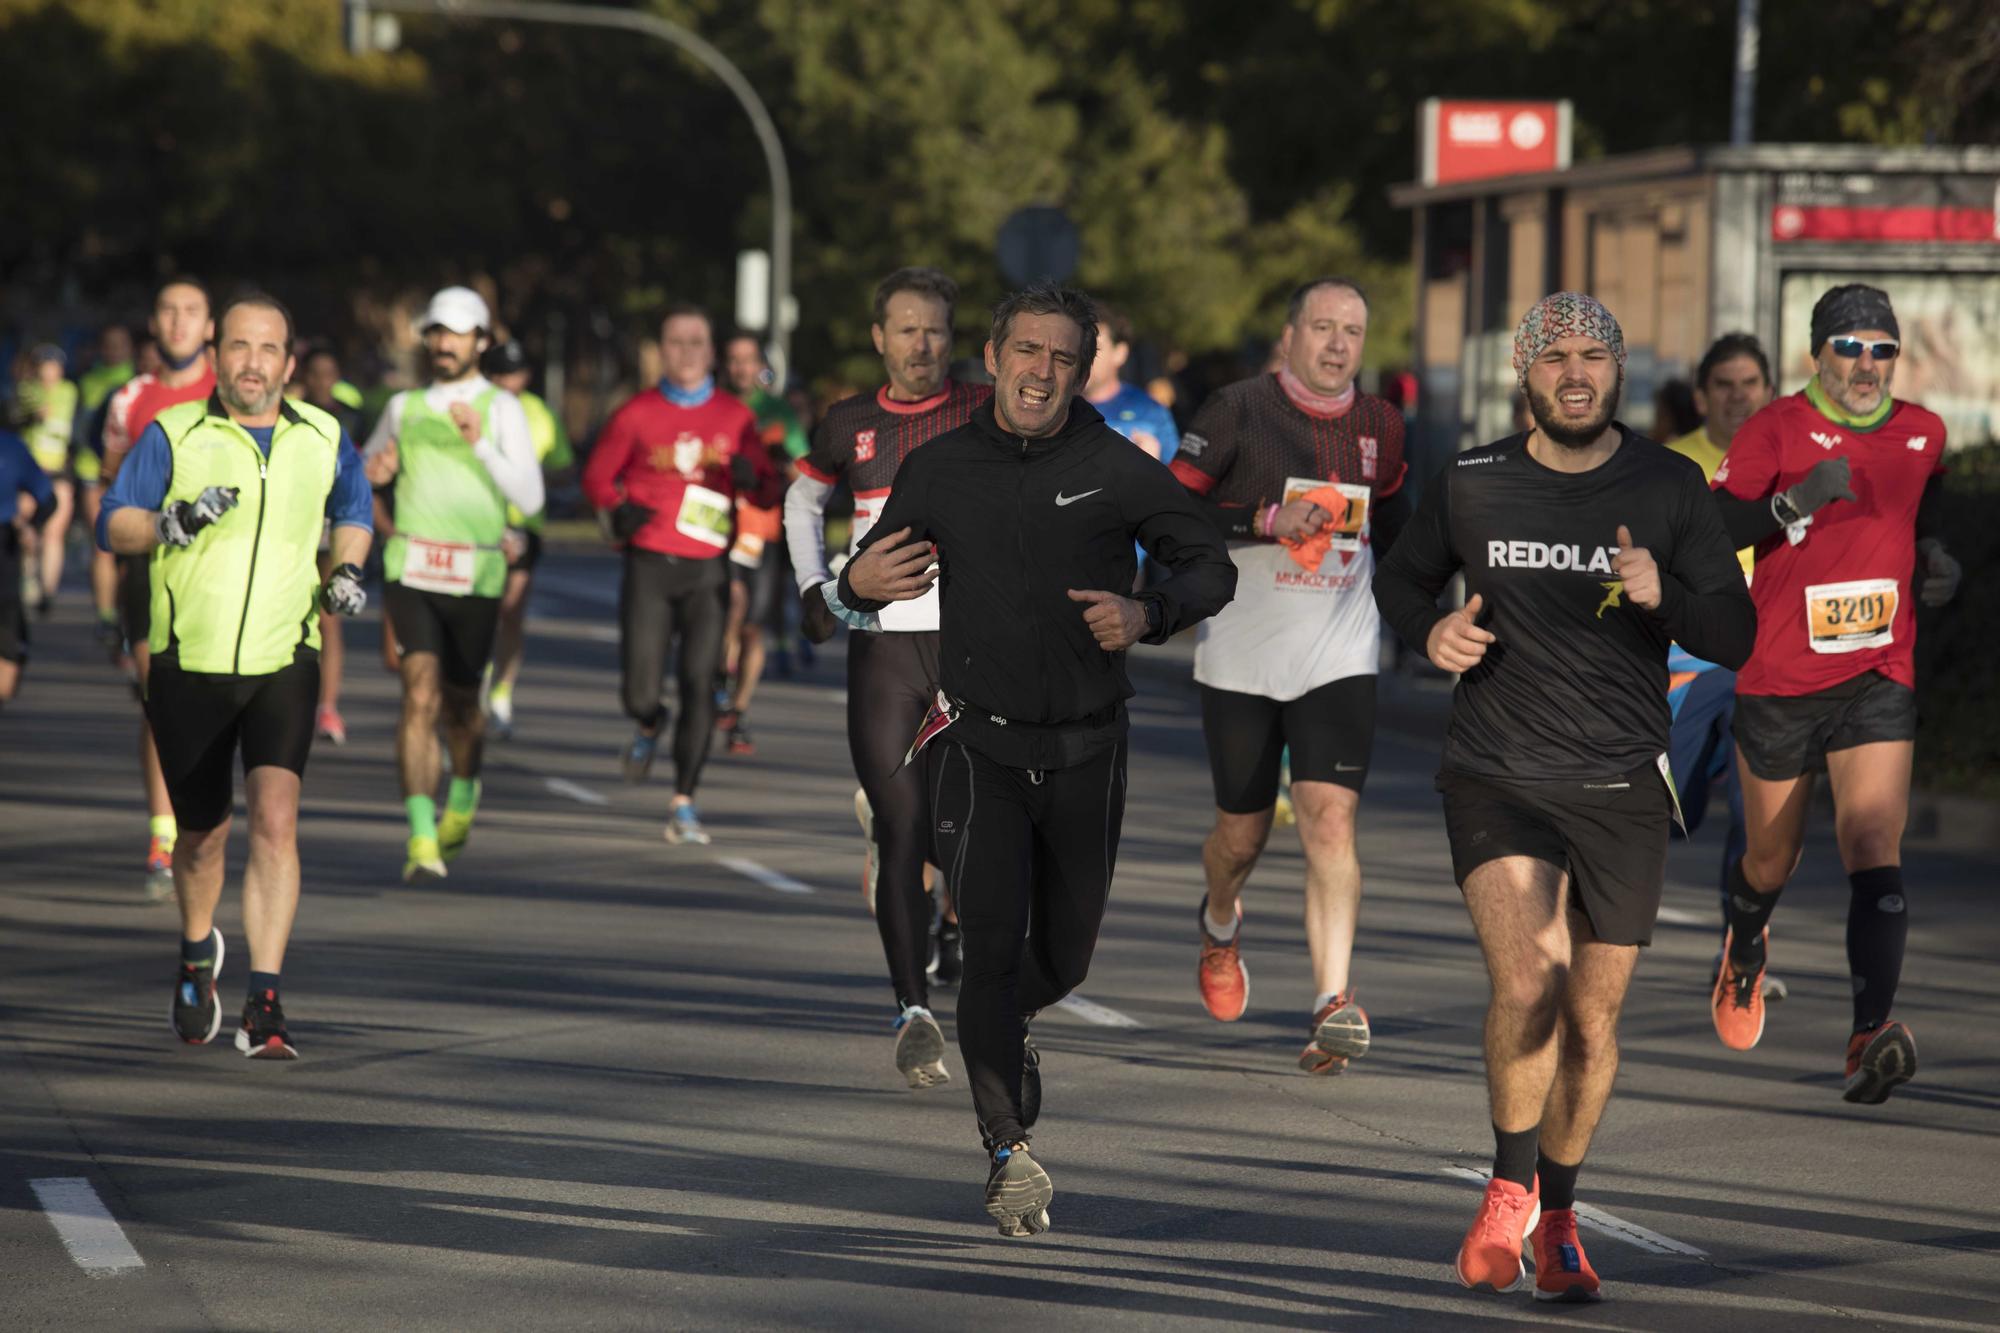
top-left (848, 630), bottom-right (943, 1011)
top-left (928, 737), bottom-right (1127, 1149)
top-left (618, 549), bottom-right (727, 796)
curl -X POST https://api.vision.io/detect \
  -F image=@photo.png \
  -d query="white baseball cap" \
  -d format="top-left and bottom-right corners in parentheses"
top-left (416, 286), bottom-right (491, 335)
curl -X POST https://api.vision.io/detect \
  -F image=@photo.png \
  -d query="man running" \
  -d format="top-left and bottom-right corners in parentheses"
top-left (719, 332), bottom-right (808, 755)
top-left (582, 304), bottom-right (774, 845)
top-left (1374, 292), bottom-right (1754, 1300)
top-left (13, 346), bottom-right (77, 618)
top-left (299, 344), bottom-right (365, 746)
top-left (783, 267), bottom-right (989, 1086)
top-left (98, 293), bottom-right (373, 1058)
top-left (0, 425), bottom-right (55, 707)
top-left (364, 287), bottom-right (544, 882)
top-left (1168, 277), bottom-right (1409, 1074)
top-left (103, 278), bottom-right (218, 901)
top-left (76, 325), bottom-right (138, 652)
top-left (1706, 283), bottom-right (1960, 1105)
top-left (1083, 306), bottom-right (1179, 463)
top-left (479, 338), bottom-right (574, 742)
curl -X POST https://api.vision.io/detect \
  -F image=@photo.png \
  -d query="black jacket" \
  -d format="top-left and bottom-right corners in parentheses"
top-left (839, 397), bottom-right (1236, 761)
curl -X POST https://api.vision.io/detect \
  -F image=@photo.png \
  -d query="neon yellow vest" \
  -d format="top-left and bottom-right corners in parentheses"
top-left (509, 390), bottom-right (568, 531)
top-left (148, 396), bottom-right (342, 675)
top-left (384, 389), bottom-right (508, 597)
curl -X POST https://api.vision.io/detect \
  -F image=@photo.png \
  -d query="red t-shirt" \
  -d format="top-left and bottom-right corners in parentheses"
top-left (103, 366), bottom-right (218, 477)
top-left (582, 387), bottom-right (772, 559)
top-left (1713, 391), bottom-right (1946, 696)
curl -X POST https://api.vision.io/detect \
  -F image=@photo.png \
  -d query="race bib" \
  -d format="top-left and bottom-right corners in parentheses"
top-left (675, 484), bottom-right (732, 550)
top-left (1284, 476), bottom-right (1371, 553)
top-left (1805, 578), bottom-right (1897, 654)
top-left (402, 538), bottom-right (476, 595)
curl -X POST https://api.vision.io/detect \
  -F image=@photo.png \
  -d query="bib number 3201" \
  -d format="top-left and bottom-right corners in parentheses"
top-left (1805, 578), bottom-right (1897, 654)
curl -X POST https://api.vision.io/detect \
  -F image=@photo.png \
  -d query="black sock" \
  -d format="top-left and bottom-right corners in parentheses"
top-left (1537, 1152), bottom-right (1582, 1210)
top-left (1492, 1124), bottom-right (1539, 1190)
top-left (1846, 866), bottom-right (1907, 1033)
top-left (247, 971), bottom-right (281, 1001)
top-left (1724, 858), bottom-right (1781, 967)
top-left (181, 933), bottom-right (217, 968)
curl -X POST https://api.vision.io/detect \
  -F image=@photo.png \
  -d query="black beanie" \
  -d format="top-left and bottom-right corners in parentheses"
top-left (1810, 284), bottom-right (1899, 355)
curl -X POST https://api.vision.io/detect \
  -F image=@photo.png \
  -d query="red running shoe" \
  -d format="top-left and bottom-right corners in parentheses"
top-left (1455, 1175), bottom-right (1540, 1292)
top-left (1196, 897), bottom-right (1248, 1022)
top-left (1298, 992), bottom-right (1371, 1075)
top-left (1843, 1020), bottom-right (1917, 1105)
top-left (1711, 926), bottom-right (1768, 1051)
top-left (1531, 1207), bottom-right (1602, 1302)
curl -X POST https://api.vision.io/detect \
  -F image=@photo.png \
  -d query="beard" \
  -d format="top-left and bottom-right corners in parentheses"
top-left (1527, 369), bottom-right (1623, 449)
top-left (221, 374), bottom-right (281, 417)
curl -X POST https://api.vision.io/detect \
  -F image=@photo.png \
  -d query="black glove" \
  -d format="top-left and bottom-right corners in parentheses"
top-left (730, 453), bottom-right (757, 492)
top-left (609, 501), bottom-right (656, 541)
top-left (321, 562), bottom-right (367, 616)
top-left (156, 485), bottom-right (240, 548)
top-left (1917, 539), bottom-right (1962, 608)
top-left (800, 583), bottom-right (838, 644)
top-left (1773, 456), bottom-right (1856, 526)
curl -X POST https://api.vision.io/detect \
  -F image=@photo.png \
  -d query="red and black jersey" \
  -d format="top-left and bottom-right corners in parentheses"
top-left (798, 380), bottom-right (993, 500)
top-left (1170, 375), bottom-right (1407, 531)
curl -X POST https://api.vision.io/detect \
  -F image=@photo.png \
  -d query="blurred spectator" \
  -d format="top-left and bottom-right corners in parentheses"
top-left (1651, 376), bottom-right (1701, 440)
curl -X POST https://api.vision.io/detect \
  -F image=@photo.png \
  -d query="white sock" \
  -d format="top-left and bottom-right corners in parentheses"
top-left (1314, 991), bottom-right (1341, 1014)
top-left (1204, 904), bottom-right (1239, 941)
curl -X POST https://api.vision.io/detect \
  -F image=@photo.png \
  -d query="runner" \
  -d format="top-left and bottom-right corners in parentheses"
top-left (97, 292), bottom-right (373, 1058)
top-left (1083, 306), bottom-right (1180, 463)
top-left (581, 303), bottom-right (775, 845)
top-left (364, 287), bottom-right (545, 882)
top-left (782, 267), bottom-right (988, 1084)
top-left (102, 278), bottom-right (218, 902)
top-left (479, 338), bottom-right (574, 742)
top-left (1662, 334), bottom-right (1785, 995)
top-left (718, 332), bottom-right (808, 756)
top-left (299, 343), bottom-right (364, 745)
top-left (13, 346), bottom-right (77, 618)
top-left (1373, 292), bottom-right (1754, 1300)
top-left (75, 324), bottom-right (138, 651)
top-left (1706, 283), bottom-right (1960, 1105)
top-left (0, 425), bottom-right (55, 707)
top-left (1167, 277), bottom-right (1409, 1074)
top-left (831, 280), bottom-right (1236, 1236)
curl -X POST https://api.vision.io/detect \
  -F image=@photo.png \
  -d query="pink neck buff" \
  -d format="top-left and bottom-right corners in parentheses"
top-left (1277, 365), bottom-right (1355, 418)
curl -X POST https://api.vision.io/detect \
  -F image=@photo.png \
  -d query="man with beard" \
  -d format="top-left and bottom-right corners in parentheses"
top-left (1374, 292), bottom-right (1754, 1301)
top-left (102, 278), bottom-right (218, 902)
top-left (1705, 284), bottom-right (1960, 1105)
top-left (783, 267), bottom-right (989, 1088)
top-left (98, 294), bottom-right (373, 1058)
top-left (834, 281), bottom-right (1235, 1236)
top-left (365, 287), bottom-right (544, 881)
top-left (1169, 278), bottom-right (1409, 1077)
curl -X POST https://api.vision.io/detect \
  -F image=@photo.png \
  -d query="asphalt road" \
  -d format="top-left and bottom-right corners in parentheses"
top-left (3, 547), bottom-right (1997, 1332)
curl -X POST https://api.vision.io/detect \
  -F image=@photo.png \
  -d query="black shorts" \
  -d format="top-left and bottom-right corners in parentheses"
top-left (1439, 762), bottom-right (1673, 947)
top-left (1734, 672), bottom-right (1918, 782)
top-left (118, 553), bottom-right (150, 641)
top-left (732, 555), bottom-right (782, 627)
top-left (1199, 674), bottom-right (1378, 812)
top-left (146, 655), bottom-right (319, 831)
top-left (0, 536), bottom-right (25, 665)
top-left (384, 582), bottom-right (502, 688)
top-left (506, 528), bottom-right (544, 573)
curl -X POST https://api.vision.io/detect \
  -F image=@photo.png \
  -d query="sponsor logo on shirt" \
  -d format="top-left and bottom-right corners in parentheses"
top-left (1810, 430), bottom-right (1843, 450)
top-left (1907, 435), bottom-right (1928, 452)
top-left (1485, 540), bottom-right (1617, 573)
top-left (1456, 454), bottom-right (1496, 467)
top-left (1359, 435), bottom-right (1378, 479)
top-left (1594, 580), bottom-right (1624, 618)
top-left (854, 429), bottom-right (877, 462)
top-left (1179, 432), bottom-right (1208, 458)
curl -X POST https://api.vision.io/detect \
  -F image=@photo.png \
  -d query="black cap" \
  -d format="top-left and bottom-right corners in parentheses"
top-left (481, 339), bottom-right (528, 378)
top-left (1810, 284), bottom-right (1899, 355)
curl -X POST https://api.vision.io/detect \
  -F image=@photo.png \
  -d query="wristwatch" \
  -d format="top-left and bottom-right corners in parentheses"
top-left (1142, 597), bottom-right (1165, 640)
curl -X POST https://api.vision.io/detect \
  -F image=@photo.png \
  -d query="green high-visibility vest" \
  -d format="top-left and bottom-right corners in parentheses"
top-left (148, 395), bottom-right (343, 676)
top-left (384, 388), bottom-right (509, 598)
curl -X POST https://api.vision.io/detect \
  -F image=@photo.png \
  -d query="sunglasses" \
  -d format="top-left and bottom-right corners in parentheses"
top-left (1828, 336), bottom-right (1900, 360)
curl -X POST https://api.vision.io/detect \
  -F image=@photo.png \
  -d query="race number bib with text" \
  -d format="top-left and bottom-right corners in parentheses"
top-left (1805, 578), bottom-right (1897, 654)
top-left (402, 538), bottom-right (476, 595)
top-left (676, 484), bottom-right (733, 550)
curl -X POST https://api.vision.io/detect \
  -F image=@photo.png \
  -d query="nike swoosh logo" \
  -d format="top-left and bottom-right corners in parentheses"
top-left (1054, 489), bottom-right (1103, 506)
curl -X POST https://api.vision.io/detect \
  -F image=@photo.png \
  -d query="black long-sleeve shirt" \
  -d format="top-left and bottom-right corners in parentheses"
top-left (839, 398), bottom-right (1236, 748)
top-left (1372, 427), bottom-right (1756, 782)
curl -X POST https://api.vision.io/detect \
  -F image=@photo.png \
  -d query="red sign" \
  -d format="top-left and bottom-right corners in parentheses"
top-left (1420, 99), bottom-right (1571, 186)
top-left (1773, 206), bottom-right (1998, 243)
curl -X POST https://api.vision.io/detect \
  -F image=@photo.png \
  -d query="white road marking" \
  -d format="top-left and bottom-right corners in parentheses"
top-left (544, 777), bottom-right (611, 807)
top-left (1054, 995), bottom-right (1144, 1029)
top-left (1655, 906), bottom-right (1708, 927)
top-left (1441, 1166), bottom-right (1706, 1255)
top-left (718, 857), bottom-right (816, 895)
top-left (30, 1178), bottom-right (144, 1275)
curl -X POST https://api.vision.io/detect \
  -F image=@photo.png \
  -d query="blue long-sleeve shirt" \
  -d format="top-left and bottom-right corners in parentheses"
top-left (98, 418), bottom-right (373, 552)
top-left (1, 430), bottom-right (55, 527)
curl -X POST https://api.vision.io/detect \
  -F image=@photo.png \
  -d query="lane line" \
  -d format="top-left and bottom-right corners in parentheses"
top-left (30, 1178), bottom-right (144, 1275)
top-left (717, 857), bottom-right (816, 895)
top-left (1054, 995), bottom-right (1144, 1029)
top-left (1441, 1166), bottom-right (1706, 1256)
top-left (544, 777), bottom-right (611, 807)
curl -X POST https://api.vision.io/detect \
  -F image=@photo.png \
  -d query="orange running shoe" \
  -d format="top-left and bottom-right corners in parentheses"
top-left (1710, 926), bottom-right (1768, 1051)
top-left (1196, 897), bottom-right (1248, 1022)
top-left (1455, 1175), bottom-right (1540, 1292)
top-left (1298, 992), bottom-right (1371, 1075)
top-left (144, 835), bottom-right (175, 903)
top-left (1531, 1207), bottom-right (1602, 1302)
top-left (1843, 1020), bottom-right (1917, 1105)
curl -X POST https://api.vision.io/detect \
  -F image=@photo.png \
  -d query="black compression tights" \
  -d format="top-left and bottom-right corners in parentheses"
top-left (848, 631), bottom-right (944, 1011)
top-left (618, 549), bottom-right (727, 796)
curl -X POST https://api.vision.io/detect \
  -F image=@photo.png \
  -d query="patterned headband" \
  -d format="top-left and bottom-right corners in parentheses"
top-left (1513, 292), bottom-right (1626, 386)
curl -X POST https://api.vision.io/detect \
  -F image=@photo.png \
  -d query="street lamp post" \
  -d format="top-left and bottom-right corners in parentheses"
top-left (344, 0), bottom-right (794, 380)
